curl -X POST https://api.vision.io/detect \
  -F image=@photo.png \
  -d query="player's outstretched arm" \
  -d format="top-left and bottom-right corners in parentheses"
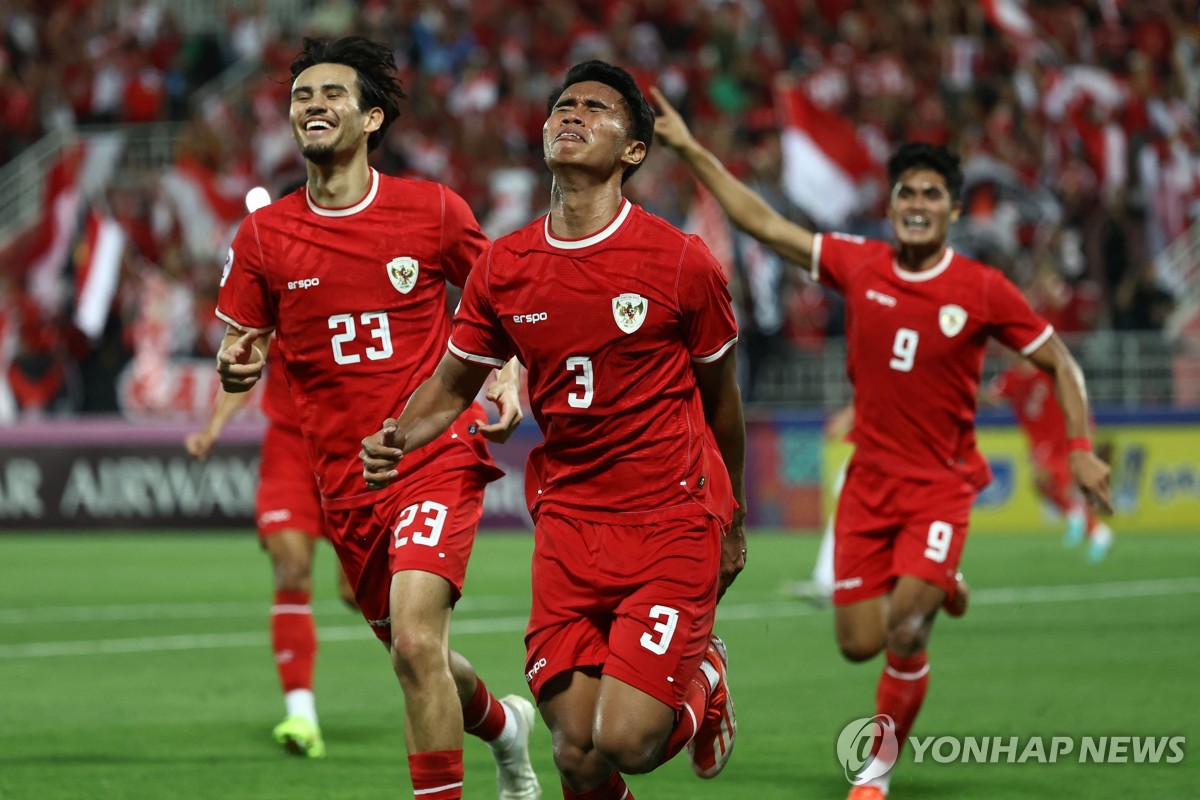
top-left (185, 387), bottom-right (252, 460)
top-left (216, 326), bottom-right (269, 393)
top-left (473, 356), bottom-right (523, 444)
top-left (1027, 335), bottom-right (1113, 513)
top-left (360, 352), bottom-right (494, 490)
top-left (693, 349), bottom-right (747, 600)
top-left (651, 86), bottom-right (816, 269)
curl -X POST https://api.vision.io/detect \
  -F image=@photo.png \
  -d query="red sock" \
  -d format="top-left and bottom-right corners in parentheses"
top-left (875, 650), bottom-right (929, 753)
top-left (657, 669), bottom-right (709, 764)
top-left (462, 678), bottom-right (507, 743)
top-left (409, 749), bottom-right (464, 800)
top-left (270, 590), bottom-right (315, 692)
top-left (562, 770), bottom-right (635, 800)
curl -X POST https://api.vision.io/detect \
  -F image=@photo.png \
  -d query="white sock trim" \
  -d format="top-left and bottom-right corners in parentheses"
top-left (414, 781), bottom-right (463, 796)
top-left (488, 699), bottom-right (519, 751)
top-left (284, 689), bottom-right (318, 725)
top-left (270, 604), bottom-right (313, 615)
top-left (682, 703), bottom-right (699, 745)
top-left (885, 663), bottom-right (930, 681)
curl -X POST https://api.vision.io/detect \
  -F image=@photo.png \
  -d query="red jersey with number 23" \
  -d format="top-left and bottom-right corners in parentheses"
top-left (217, 168), bottom-right (494, 509)
top-left (450, 200), bottom-right (738, 523)
top-left (812, 233), bottom-right (1053, 488)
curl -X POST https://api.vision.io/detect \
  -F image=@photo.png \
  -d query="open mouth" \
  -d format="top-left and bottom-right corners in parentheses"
top-left (555, 131), bottom-right (585, 142)
top-left (304, 118), bottom-right (335, 134)
top-left (902, 214), bottom-right (930, 230)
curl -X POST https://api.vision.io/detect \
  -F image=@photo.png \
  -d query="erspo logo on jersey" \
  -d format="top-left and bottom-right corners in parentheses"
top-left (513, 312), bottom-right (549, 324)
top-left (287, 278), bottom-right (321, 290)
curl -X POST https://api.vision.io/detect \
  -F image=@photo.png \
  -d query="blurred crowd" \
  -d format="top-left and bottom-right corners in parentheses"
top-left (0, 0), bottom-right (1197, 416)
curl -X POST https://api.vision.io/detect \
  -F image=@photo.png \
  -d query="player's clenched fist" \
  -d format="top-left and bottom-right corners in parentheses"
top-left (216, 329), bottom-right (266, 393)
top-left (360, 419), bottom-right (405, 489)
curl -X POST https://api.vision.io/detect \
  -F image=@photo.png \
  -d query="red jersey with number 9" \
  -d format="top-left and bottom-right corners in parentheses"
top-left (216, 168), bottom-right (493, 508)
top-left (812, 233), bottom-right (1052, 488)
top-left (449, 200), bottom-right (739, 524)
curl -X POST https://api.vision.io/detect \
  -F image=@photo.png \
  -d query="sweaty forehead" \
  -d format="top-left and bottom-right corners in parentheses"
top-left (293, 62), bottom-right (358, 91)
top-left (557, 80), bottom-right (625, 107)
top-left (894, 168), bottom-right (948, 192)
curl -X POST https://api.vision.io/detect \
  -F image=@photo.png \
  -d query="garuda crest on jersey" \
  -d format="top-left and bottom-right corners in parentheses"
top-left (612, 293), bottom-right (648, 334)
top-left (938, 304), bottom-right (967, 338)
top-left (387, 257), bottom-right (419, 294)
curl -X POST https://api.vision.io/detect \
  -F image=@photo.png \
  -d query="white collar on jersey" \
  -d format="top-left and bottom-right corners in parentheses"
top-left (892, 246), bottom-right (954, 282)
top-left (543, 198), bottom-right (632, 250)
top-left (305, 168), bottom-right (380, 217)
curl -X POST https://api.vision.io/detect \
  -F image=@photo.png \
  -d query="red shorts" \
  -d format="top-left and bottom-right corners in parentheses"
top-left (324, 464), bottom-right (490, 643)
top-left (524, 512), bottom-right (722, 710)
top-left (256, 422), bottom-right (325, 541)
top-left (833, 461), bottom-right (975, 606)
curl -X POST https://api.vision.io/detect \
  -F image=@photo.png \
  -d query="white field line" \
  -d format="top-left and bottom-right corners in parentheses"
top-left (0, 577), bottom-right (1197, 660)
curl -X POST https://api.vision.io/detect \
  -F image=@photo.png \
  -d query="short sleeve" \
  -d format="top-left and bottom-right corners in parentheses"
top-left (678, 235), bottom-right (738, 363)
top-left (441, 186), bottom-right (490, 289)
top-left (810, 232), bottom-right (879, 294)
top-left (985, 270), bottom-right (1054, 355)
top-left (215, 215), bottom-right (275, 333)
top-left (447, 249), bottom-right (513, 368)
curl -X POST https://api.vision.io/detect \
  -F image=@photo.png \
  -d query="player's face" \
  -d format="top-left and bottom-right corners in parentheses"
top-left (887, 168), bottom-right (960, 249)
top-left (289, 63), bottom-right (379, 164)
top-left (543, 81), bottom-right (645, 178)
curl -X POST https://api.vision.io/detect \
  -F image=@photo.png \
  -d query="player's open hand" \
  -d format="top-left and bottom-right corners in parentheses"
top-left (361, 419), bottom-right (405, 490)
top-left (717, 510), bottom-right (747, 602)
top-left (216, 330), bottom-right (265, 393)
top-left (649, 86), bottom-right (695, 154)
top-left (1071, 450), bottom-right (1113, 514)
top-left (474, 373), bottom-right (523, 444)
top-left (184, 430), bottom-right (216, 461)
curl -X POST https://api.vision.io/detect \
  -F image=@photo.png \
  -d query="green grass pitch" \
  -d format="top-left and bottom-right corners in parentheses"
top-left (0, 530), bottom-right (1196, 799)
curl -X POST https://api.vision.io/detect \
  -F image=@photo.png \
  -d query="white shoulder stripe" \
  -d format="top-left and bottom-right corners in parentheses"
top-left (692, 336), bottom-right (738, 364)
top-left (1019, 324), bottom-right (1055, 356)
top-left (447, 338), bottom-right (506, 368)
top-left (810, 233), bottom-right (822, 282)
top-left (215, 309), bottom-right (275, 335)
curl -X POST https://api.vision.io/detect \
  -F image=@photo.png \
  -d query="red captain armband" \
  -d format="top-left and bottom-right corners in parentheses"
top-left (1068, 437), bottom-right (1093, 453)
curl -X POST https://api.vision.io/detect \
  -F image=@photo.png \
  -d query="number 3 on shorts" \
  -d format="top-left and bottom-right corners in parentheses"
top-left (639, 605), bottom-right (679, 655)
top-left (924, 521), bottom-right (953, 563)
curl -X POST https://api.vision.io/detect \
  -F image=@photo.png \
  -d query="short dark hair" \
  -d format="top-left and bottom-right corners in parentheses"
top-left (887, 142), bottom-right (963, 201)
top-left (290, 36), bottom-right (405, 152)
top-left (547, 60), bottom-right (655, 183)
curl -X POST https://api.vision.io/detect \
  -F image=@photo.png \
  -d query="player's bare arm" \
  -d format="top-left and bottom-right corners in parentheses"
top-left (360, 352), bottom-right (494, 489)
top-left (185, 387), bottom-right (252, 460)
top-left (473, 356), bottom-right (523, 444)
top-left (216, 326), bottom-right (269, 393)
top-left (1026, 334), bottom-right (1113, 513)
top-left (693, 349), bottom-right (747, 599)
top-left (650, 86), bottom-right (815, 269)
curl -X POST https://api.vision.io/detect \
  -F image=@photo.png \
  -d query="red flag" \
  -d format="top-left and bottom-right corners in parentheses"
top-left (774, 81), bottom-right (878, 229)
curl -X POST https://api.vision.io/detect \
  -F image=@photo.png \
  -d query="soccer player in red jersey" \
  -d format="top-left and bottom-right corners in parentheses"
top-left (213, 37), bottom-right (540, 800)
top-left (186, 348), bottom-right (355, 758)
top-left (984, 358), bottom-right (1114, 560)
top-left (652, 90), bottom-right (1111, 799)
top-left (361, 61), bottom-right (747, 800)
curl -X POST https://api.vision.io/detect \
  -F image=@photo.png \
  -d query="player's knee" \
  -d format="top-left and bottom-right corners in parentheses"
top-left (886, 619), bottom-right (930, 657)
top-left (272, 561), bottom-right (312, 593)
top-left (550, 734), bottom-right (595, 786)
top-left (389, 626), bottom-right (445, 682)
top-left (591, 726), bottom-right (660, 775)
top-left (837, 629), bottom-right (885, 662)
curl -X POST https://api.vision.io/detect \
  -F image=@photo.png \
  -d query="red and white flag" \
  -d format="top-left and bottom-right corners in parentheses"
top-left (774, 81), bottom-right (878, 230)
top-left (72, 210), bottom-right (126, 341)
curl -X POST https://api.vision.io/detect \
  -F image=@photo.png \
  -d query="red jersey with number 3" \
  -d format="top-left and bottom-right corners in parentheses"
top-left (812, 233), bottom-right (1053, 488)
top-left (216, 168), bottom-right (493, 508)
top-left (449, 200), bottom-right (738, 523)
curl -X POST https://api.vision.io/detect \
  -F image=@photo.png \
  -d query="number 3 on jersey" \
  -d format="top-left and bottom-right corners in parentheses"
top-left (566, 356), bottom-right (593, 408)
top-left (890, 328), bottom-right (919, 372)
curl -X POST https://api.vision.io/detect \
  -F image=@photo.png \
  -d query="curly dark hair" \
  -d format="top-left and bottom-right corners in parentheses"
top-left (289, 36), bottom-right (405, 152)
top-left (547, 60), bottom-right (655, 183)
top-left (887, 142), bottom-right (964, 201)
